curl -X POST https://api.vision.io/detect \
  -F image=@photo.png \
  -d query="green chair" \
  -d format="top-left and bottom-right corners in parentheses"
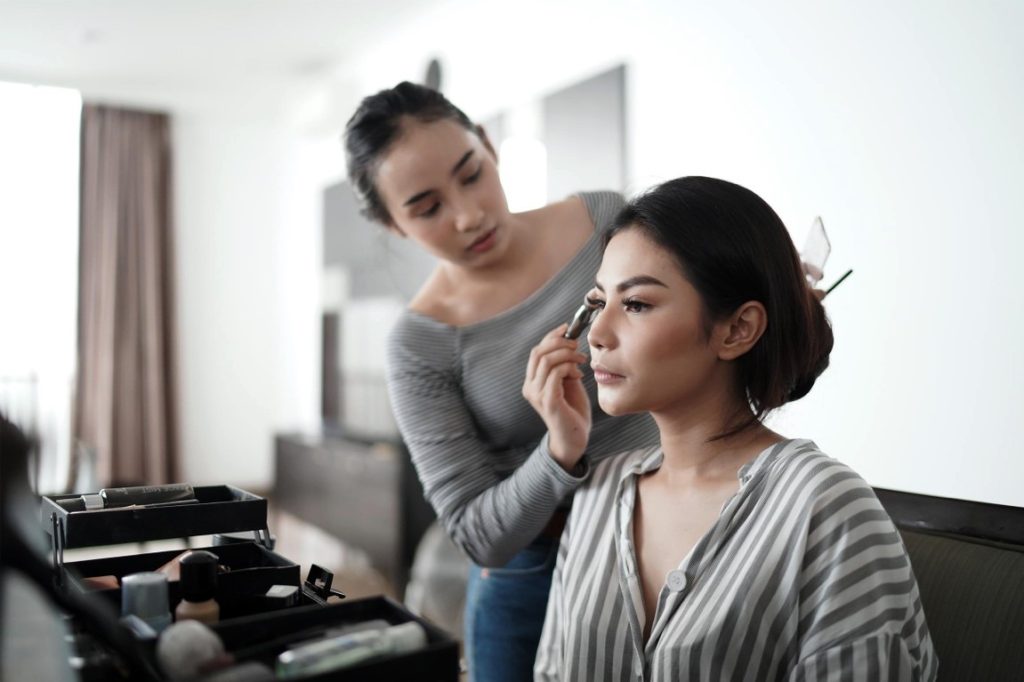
top-left (875, 488), bottom-right (1024, 681)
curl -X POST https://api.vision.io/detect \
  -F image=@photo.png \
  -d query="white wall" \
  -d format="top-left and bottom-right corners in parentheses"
top-left (172, 108), bottom-right (336, 489)
top-left (306, 0), bottom-right (1023, 505)
top-left (39, 0), bottom-right (1019, 502)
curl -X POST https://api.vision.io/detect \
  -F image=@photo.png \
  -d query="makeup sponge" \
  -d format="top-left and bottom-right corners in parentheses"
top-left (156, 620), bottom-right (233, 680)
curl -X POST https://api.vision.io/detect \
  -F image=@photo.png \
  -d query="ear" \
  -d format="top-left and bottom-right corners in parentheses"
top-left (476, 124), bottom-right (498, 161)
top-left (715, 301), bottom-right (767, 361)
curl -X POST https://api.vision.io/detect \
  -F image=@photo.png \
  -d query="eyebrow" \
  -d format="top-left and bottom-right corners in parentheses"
top-left (402, 149), bottom-right (476, 207)
top-left (594, 275), bottom-right (669, 293)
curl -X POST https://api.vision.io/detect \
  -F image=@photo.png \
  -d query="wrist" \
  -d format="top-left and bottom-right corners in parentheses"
top-left (548, 441), bottom-right (585, 473)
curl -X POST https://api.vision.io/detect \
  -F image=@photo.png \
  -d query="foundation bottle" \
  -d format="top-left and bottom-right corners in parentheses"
top-left (175, 550), bottom-right (220, 624)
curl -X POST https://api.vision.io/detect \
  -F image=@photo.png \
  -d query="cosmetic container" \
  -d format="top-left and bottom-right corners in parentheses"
top-left (175, 550), bottom-right (220, 625)
top-left (121, 572), bottom-right (172, 633)
top-left (264, 584), bottom-right (300, 608)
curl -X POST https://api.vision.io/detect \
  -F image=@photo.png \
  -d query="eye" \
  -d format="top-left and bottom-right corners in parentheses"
top-left (418, 202), bottom-right (441, 218)
top-left (585, 294), bottom-right (605, 310)
top-left (462, 165), bottom-right (483, 185)
top-left (623, 297), bottom-right (651, 313)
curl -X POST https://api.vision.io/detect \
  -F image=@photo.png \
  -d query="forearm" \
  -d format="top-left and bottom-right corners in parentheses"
top-left (427, 434), bottom-right (586, 567)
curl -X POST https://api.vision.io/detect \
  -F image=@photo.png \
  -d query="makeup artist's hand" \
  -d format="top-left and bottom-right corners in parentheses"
top-left (523, 325), bottom-right (592, 472)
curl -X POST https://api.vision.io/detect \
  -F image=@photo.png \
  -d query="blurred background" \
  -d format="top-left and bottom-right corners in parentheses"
top-left (1, 0), bottom-right (1022, 632)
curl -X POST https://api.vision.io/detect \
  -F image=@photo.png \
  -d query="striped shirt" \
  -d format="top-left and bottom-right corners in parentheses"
top-left (386, 191), bottom-right (660, 567)
top-left (535, 439), bottom-right (938, 681)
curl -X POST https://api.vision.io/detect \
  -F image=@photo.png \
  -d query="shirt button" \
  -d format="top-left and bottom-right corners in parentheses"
top-left (667, 569), bottom-right (687, 592)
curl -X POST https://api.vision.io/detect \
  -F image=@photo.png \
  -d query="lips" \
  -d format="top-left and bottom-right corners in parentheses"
top-left (591, 363), bottom-right (625, 384)
top-left (467, 227), bottom-right (497, 253)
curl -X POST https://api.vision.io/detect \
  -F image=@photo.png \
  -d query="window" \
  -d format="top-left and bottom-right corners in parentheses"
top-left (0, 81), bottom-right (81, 493)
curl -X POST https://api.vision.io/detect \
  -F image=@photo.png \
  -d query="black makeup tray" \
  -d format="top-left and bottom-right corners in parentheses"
top-left (40, 485), bottom-right (299, 602)
top-left (211, 595), bottom-right (460, 681)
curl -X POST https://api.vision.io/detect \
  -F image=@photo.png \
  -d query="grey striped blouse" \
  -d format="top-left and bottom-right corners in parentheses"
top-left (386, 191), bottom-right (660, 567)
top-left (535, 439), bottom-right (938, 681)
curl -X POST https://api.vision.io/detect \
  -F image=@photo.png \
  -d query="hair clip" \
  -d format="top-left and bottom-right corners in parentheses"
top-left (800, 216), bottom-right (830, 287)
top-left (800, 216), bottom-right (853, 299)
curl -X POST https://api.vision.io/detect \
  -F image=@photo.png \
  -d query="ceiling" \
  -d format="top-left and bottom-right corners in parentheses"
top-left (0, 0), bottom-right (434, 112)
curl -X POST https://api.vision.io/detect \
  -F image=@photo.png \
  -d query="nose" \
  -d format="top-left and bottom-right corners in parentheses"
top-left (452, 193), bottom-right (485, 233)
top-left (587, 307), bottom-right (613, 350)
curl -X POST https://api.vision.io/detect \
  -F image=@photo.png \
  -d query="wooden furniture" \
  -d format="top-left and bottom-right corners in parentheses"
top-left (273, 432), bottom-right (435, 594)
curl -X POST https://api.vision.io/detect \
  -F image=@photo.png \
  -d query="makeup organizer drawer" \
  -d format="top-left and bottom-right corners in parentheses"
top-left (41, 484), bottom-right (298, 602)
top-left (211, 595), bottom-right (460, 681)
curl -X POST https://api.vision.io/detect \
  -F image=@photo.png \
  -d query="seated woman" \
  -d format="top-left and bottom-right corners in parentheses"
top-left (527, 177), bottom-right (937, 681)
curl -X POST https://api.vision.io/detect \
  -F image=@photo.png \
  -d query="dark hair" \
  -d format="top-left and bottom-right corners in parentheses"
top-left (606, 176), bottom-right (834, 437)
top-left (343, 81), bottom-right (477, 225)
top-left (0, 412), bottom-right (165, 680)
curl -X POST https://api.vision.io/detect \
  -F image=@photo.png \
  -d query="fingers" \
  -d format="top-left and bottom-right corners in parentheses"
top-left (562, 370), bottom-right (588, 404)
top-left (539, 361), bottom-right (584, 412)
top-left (525, 348), bottom-right (587, 404)
top-left (537, 347), bottom-right (587, 382)
top-left (524, 350), bottom-right (587, 409)
top-left (522, 327), bottom-right (593, 467)
top-left (526, 324), bottom-right (587, 384)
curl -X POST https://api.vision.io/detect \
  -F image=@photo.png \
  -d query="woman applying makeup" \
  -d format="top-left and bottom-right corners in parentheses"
top-left (343, 82), bottom-right (658, 681)
top-left (530, 177), bottom-right (937, 681)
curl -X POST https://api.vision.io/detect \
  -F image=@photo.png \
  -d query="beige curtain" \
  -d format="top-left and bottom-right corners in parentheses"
top-left (73, 104), bottom-right (177, 487)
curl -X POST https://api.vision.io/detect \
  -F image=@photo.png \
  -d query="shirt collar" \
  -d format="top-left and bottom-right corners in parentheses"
top-left (617, 438), bottom-right (814, 486)
top-left (738, 438), bottom-right (815, 484)
top-left (618, 445), bottom-right (663, 483)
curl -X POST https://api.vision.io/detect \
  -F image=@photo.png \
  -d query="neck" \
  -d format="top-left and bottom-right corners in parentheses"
top-left (650, 383), bottom-right (780, 484)
top-left (441, 212), bottom-right (533, 287)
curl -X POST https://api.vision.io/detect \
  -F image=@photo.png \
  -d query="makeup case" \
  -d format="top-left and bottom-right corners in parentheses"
top-left (40, 485), bottom-right (302, 615)
top-left (39, 486), bottom-right (459, 681)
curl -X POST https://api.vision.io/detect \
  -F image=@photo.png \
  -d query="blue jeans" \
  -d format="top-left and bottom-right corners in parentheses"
top-left (464, 537), bottom-right (558, 682)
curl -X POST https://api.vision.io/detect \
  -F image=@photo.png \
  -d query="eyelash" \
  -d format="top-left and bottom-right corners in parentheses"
top-left (585, 295), bottom-right (651, 313)
top-left (416, 166), bottom-right (483, 219)
top-left (624, 298), bottom-right (651, 313)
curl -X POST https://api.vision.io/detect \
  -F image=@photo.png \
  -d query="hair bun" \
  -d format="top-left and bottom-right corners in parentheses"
top-left (787, 294), bottom-right (834, 402)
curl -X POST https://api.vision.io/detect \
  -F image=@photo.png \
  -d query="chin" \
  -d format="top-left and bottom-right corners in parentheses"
top-left (597, 393), bottom-right (640, 418)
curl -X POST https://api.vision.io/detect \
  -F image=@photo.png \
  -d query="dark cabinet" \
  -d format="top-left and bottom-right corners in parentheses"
top-left (273, 432), bottom-right (435, 594)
